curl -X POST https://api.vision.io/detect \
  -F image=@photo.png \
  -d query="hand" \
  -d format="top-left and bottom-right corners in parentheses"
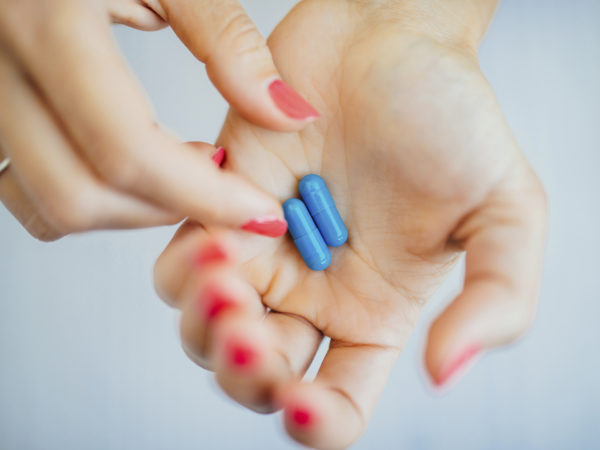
top-left (0, 0), bottom-right (318, 240)
top-left (154, 1), bottom-right (547, 448)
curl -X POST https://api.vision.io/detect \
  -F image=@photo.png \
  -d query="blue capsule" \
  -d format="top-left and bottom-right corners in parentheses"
top-left (298, 174), bottom-right (348, 247)
top-left (283, 198), bottom-right (331, 271)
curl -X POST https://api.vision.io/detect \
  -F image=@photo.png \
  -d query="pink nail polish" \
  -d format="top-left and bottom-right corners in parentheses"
top-left (268, 80), bottom-right (320, 120)
top-left (225, 340), bottom-right (257, 370)
top-left (436, 344), bottom-right (481, 387)
top-left (200, 286), bottom-right (235, 321)
top-left (241, 216), bottom-right (287, 237)
top-left (212, 147), bottom-right (226, 167)
top-left (288, 407), bottom-right (312, 427)
top-left (193, 242), bottom-right (228, 267)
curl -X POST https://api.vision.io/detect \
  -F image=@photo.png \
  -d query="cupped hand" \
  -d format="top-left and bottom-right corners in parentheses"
top-left (0, 0), bottom-right (317, 240)
top-left (154, 1), bottom-right (547, 448)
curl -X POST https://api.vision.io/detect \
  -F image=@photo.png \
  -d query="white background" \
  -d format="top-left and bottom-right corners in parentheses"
top-left (1, 1), bottom-right (599, 448)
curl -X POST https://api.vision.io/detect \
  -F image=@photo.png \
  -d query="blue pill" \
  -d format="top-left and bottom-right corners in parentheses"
top-left (283, 198), bottom-right (331, 271)
top-left (298, 174), bottom-right (348, 247)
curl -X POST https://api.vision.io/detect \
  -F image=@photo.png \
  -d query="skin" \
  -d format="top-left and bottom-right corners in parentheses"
top-left (0, 0), bottom-right (317, 241)
top-left (153, 0), bottom-right (548, 448)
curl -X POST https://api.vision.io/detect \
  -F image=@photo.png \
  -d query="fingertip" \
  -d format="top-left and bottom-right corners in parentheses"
top-left (211, 147), bottom-right (226, 167)
top-left (280, 383), bottom-right (346, 449)
top-left (212, 318), bottom-right (281, 413)
top-left (222, 335), bottom-right (262, 373)
top-left (267, 79), bottom-right (320, 122)
top-left (191, 236), bottom-right (235, 268)
top-left (426, 341), bottom-right (482, 390)
top-left (424, 312), bottom-right (483, 389)
top-left (279, 384), bottom-right (319, 441)
top-left (241, 215), bottom-right (288, 238)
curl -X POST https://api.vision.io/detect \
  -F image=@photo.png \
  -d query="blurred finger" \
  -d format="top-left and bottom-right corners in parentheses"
top-left (154, 221), bottom-right (208, 307)
top-left (425, 166), bottom-right (547, 388)
top-left (212, 310), bottom-right (321, 414)
top-left (281, 341), bottom-right (400, 449)
top-left (180, 268), bottom-right (264, 369)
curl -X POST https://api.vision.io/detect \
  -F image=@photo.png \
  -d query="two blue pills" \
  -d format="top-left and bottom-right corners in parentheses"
top-left (283, 174), bottom-right (348, 271)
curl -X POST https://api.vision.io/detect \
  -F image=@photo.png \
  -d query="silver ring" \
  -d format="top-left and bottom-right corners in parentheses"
top-left (0, 157), bottom-right (10, 175)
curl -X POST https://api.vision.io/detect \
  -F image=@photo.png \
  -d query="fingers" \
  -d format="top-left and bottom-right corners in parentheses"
top-left (212, 312), bottom-right (322, 413)
top-left (157, 228), bottom-right (323, 413)
top-left (0, 2), bottom-right (286, 234)
top-left (0, 47), bottom-right (180, 235)
top-left (175, 238), bottom-right (321, 409)
top-left (153, 221), bottom-right (209, 307)
top-left (0, 46), bottom-right (182, 235)
top-left (280, 341), bottom-right (400, 449)
top-left (157, 0), bottom-right (319, 131)
top-left (425, 166), bottom-right (548, 388)
top-left (180, 266), bottom-right (265, 371)
top-left (107, 0), bottom-right (167, 30)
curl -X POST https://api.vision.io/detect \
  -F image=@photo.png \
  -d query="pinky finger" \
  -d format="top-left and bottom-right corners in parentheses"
top-left (425, 167), bottom-right (547, 388)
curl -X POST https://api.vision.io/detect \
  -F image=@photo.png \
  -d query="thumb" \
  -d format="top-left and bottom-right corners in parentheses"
top-left (154, 0), bottom-right (319, 131)
top-left (425, 167), bottom-right (547, 388)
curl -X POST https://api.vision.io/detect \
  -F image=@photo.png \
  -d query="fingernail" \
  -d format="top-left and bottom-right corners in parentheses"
top-left (200, 286), bottom-right (235, 321)
top-left (193, 241), bottom-right (228, 267)
top-left (435, 343), bottom-right (481, 387)
top-left (241, 216), bottom-right (288, 237)
top-left (268, 80), bottom-right (320, 120)
top-left (225, 340), bottom-right (257, 370)
top-left (287, 407), bottom-right (313, 427)
top-left (212, 147), bottom-right (226, 167)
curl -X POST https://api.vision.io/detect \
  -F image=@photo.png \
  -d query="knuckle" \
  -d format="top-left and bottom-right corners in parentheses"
top-left (94, 127), bottom-right (160, 191)
top-left (213, 8), bottom-right (267, 60)
top-left (23, 215), bottom-right (64, 242)
top-left (97, 146), bottom-right (143, 191)
top-left (42, 184), bottom-right (96, 234)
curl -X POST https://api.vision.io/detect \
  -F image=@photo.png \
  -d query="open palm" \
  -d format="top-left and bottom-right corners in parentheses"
top-left (155, 1), bottom-right (546, 448)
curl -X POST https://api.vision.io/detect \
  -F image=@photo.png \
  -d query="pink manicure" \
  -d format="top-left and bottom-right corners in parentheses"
top-left (212, 147), bottom-right (226, 167)
top-left (268, 80), bottom-right (320, 120)
top-left (241, 216), bottom-right (287, 237)
top-left (225, 340), bottom-right (258, 370)
top-left (288, 407), bottom-right (313, 427)
top-left (436, 344), bottom-right (481, 387)
top-left (200, 286), bottom-right (235, 321)
top-left (193, 241), bottom-right (228, 267)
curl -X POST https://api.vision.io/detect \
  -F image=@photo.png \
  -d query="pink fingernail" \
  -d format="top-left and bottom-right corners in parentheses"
top-left (212, 147), bottom-right (226, 167)
top-left (200, 286), bottom-right (235, 321)
top-left (268, 80), bottom-right (320, 120)
top-left (193, 241), bottom-right (228, 267)
top-left (225, 340), bottom-right (258, 370)
top-left (435, 344), bottom-right (481, 387)
top-left (287, 407), bottom-right (313, 427)
top-left (241, 216), bottom-right (288, 237)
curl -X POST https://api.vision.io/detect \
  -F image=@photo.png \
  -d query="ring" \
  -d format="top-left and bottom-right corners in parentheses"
top-left (0, 157), bottom-right (10, 175)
